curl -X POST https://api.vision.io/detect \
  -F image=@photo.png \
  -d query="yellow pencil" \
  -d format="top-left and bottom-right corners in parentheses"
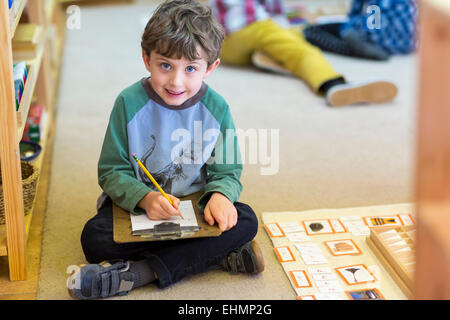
top-left (131, 153), bottom-right (183, 219)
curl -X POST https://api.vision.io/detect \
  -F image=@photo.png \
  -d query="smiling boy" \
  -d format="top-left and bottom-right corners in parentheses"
top-left (143, 51), bottom-right (218, 106)
top-left (67, 0), bottom-right (264, 300)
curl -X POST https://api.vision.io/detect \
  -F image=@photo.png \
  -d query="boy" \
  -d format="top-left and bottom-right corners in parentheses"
top-left (67, 0), bottom-right (264, 300)
top-left (209, 0), bottom-right (398, 107)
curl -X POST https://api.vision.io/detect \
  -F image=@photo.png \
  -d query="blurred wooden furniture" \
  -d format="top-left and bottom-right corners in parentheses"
top-left (415, 0), bottom-right (450, 299)
top-left (0, 0), bottom-right (64, 280)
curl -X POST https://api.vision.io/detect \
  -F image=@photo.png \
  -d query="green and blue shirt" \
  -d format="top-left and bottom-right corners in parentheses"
top-left (98, 78), bottom-right (243, 214)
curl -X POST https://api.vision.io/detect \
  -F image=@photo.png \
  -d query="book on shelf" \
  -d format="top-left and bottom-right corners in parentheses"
top-left (13, 61), bottom-right (28, 111)
top-left (8, 0), bottom-right (23, 13)
top-left (12, 23), bottom-right (44, 60)
top-left (8, 0), bottom-right (14, 29)
top-left (8, 0), bottom-right (25, 30)
top-left (22, 104), bottom-right (47, 143)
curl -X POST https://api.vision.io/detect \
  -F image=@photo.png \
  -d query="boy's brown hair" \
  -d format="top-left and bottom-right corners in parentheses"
top-left (141, 0), bottom-right (225, 66)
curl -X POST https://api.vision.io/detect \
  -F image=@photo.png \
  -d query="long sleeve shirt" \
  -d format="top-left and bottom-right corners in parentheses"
top-left (97, 78), bottom-right (243, 214)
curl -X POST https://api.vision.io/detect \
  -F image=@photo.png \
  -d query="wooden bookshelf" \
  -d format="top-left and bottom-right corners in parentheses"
top-left (10, 0), bottom-right (27, 39)
top-left (0, 0), bottom-right (64, 280)
top-left (0, 106), bottom-right (53, 257)
top-left (15, 33), bottom-right (47, 134)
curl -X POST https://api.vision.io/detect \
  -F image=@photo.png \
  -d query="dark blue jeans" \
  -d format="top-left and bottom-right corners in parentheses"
top-left (80, 196), bottom-right (258, 288)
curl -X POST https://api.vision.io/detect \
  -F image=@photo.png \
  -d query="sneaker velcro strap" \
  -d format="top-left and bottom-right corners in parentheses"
top-left (101, 272), bottom-right (110, 298)
top-left (110, 270), bottom-right (120, 296)
top-left (99, 262), bottom-right (133, 298)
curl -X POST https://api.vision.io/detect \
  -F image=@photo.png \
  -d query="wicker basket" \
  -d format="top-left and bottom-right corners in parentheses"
top-left (0, 161), bottom-right (39, 224)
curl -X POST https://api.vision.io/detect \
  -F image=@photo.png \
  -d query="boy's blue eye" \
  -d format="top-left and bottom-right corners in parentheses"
top-left (161, 63), bottom-right (171, 70)
top-left (185, 66), bottom-right (196, 73)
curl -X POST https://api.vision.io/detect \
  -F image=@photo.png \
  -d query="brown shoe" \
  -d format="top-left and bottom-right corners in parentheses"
top-left (326, 80), bottom-right (398, 107)
top-left (221, 240), bottom-right (265, 274)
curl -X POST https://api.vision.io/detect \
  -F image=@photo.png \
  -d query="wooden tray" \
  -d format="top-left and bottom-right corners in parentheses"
top-left (367, 226), bottom-right (415, 297)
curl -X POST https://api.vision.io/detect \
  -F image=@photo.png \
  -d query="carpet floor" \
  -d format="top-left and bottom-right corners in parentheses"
top-left (37, 0), bottom-right (418, 299)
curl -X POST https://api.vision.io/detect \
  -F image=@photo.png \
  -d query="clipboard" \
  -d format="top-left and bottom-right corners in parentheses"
top-left (113, 191), bottom-right (222, 243)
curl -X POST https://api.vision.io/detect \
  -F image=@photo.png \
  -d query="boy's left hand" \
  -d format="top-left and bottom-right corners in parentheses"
top-left (204, 192), bottom-right (237, 232)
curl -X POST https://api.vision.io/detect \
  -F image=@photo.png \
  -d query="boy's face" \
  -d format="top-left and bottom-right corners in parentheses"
top-left (143, 48), bottom-right (220, 106)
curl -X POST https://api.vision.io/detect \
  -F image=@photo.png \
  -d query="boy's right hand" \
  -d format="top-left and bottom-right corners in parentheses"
top-left (138, 191), bottom-right (182, 220)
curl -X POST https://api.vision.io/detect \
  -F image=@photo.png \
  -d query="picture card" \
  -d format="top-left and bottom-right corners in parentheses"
top-left (313, 273), bottom-right (337, 281)
top-left (393, 246), bottom-right (412, 253)
top-left (318, 286), bottom-right (344, 294)
top-left (381, 233), bottom-right (403, 242)
top-left (349, 226), bottom-right (370, 236)
top-left (302, 219), bottom-right (334, 235)
top-left (295, 243), bottom-right (322, 254)
top-left (330, 219), bottom-right (347, 233)
top-left (264, 223), bottom-right (285, 238)
top-left (398, 213), bottom-right (415, 226)
top-left (364, 215), bottom-right (402, 228)
top-left (339, 219), bottom-right (370, 236)
top-left (315, 280), bottom-right (342, 288)
top-left (289, 270), bottom-right (312, 288)
top-left (296, 243), bottom-right (328, 265)
top-left (298, 295), bottom-right (316, 300)
top-left (336, 264), bottom-right (376, 285)
top-left (346, 288), bottom-right (385, 300)
top-left (301, 255), bottom-right (328, 265)
top-left (341, 220), bottom-right (366, 229)
top-left (378, 229), bottom-right (397, 238)
top-left (386, 239), bottom-right (408, 247)
top-left (308, 267), bottom-right (333, 275)
top-left (274, 246), bottom-right (295, 263)
top-left (286, 232), bottom-right (311, 243)
top-left (314, 293), bottom-right (344, 300)
top-left (324, 239), bottom-right (362, 256)
top-left (339, 216), bottom-right (362, 222)
top-left (277, 221), bottom-right (305, 233)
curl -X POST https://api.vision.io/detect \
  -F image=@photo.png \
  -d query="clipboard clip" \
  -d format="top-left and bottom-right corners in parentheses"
top-left (153, 222), bottom-right (182, 239)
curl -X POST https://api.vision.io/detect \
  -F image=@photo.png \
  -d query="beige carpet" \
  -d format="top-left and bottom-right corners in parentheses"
top-left (37, 0), bottom-right (418, 299)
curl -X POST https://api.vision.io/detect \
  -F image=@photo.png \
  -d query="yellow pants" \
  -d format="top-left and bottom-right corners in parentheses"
top-left (221, 19), bottom-right (342, 93)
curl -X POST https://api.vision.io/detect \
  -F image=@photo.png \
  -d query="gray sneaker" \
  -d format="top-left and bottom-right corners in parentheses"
top-left (221, 240), bottom-right (265, 274)
top-left (67, 260), bottom-right (135, 300)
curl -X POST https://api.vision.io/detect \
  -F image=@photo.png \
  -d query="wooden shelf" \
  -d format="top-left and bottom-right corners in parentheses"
top-left (0, 100), bottom-right (53, 257)
top-left (46, 0), bottom-right (56, 22)
top-left (10, 0), bottom-right (27, 39)
top-left (1, 0), bottom-right (64, 280)
top-left (14, 31), bottom-right (48, 140)
top-left (0, 213), bottom-right (31, 257)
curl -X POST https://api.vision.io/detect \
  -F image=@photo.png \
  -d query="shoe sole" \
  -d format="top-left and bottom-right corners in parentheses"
top-left (251, 51), bottom-right (292, 76)
top-left (251, 240), bottom-right (265, 273)
top-left (328, 81), bottom-right (398, 107)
